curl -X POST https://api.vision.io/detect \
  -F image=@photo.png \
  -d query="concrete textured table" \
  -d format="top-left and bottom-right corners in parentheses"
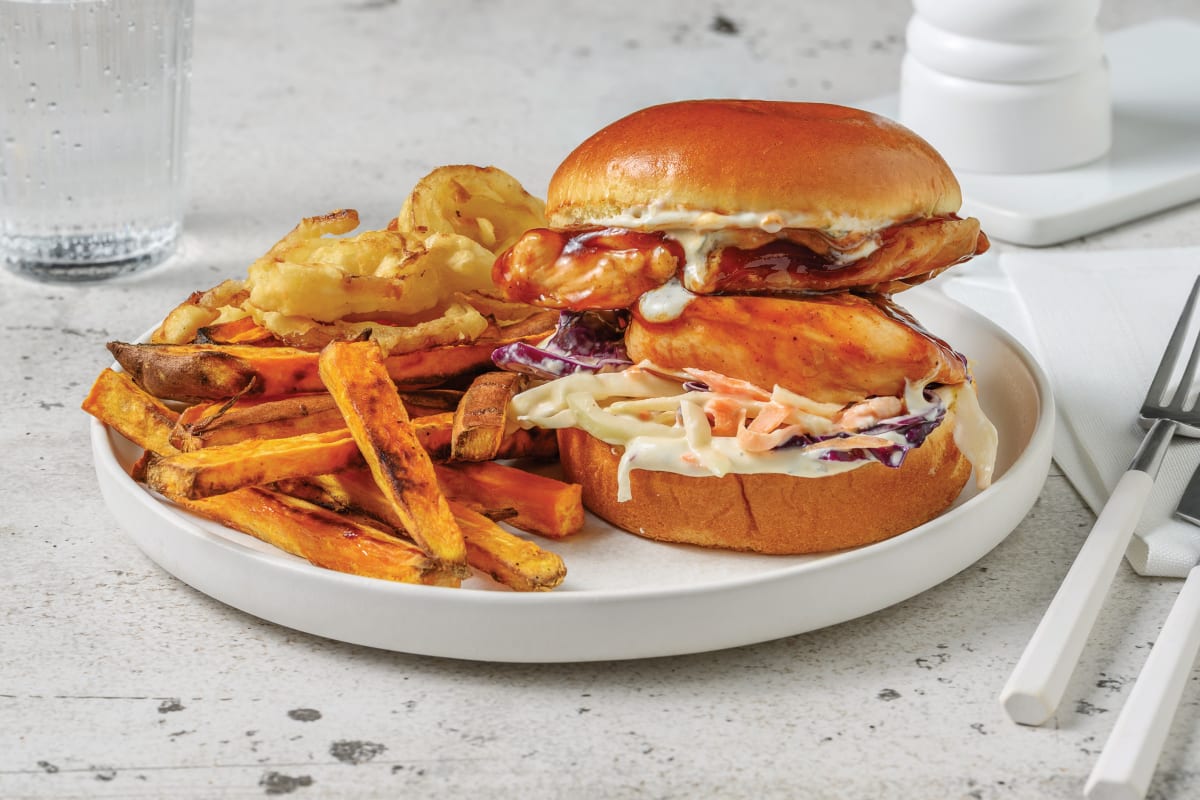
top-left (3, 1), bottom-right (1199, 797)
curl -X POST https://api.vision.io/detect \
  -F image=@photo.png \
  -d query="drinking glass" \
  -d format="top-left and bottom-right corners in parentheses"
top-left (0, 0), bottom-right (194, 282)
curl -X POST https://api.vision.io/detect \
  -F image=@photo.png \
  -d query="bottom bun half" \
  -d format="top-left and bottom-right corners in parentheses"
top-left (557, 409), bottom-right (972, 555)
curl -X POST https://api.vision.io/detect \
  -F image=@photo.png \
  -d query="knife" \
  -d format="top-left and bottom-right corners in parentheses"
top-left (1176, 465), bottom-right (1200, 525)
top-left (1084, 470), bottom-right (1200, 800)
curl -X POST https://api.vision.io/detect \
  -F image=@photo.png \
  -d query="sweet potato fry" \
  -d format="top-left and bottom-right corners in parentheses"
top-left (107, 341), bottom-right (325, 402)
top-left (144, 429), bottom-right (362, 500)
top-left (280, 470), bottom-right (565, 591)
top-left (81, 368), bottom-right (180, 456)
top-left (178, 487), bottom-right (458, 586)
top-left (316, 412), bottom-right (550, 463)
top-left (129, 449), bottom-right (154, 483)
top-left (451, 371), bottom-right (525, 461)
top-left (170, 393), bottom-right (345, 450)
top-left (383, 325), bottom-right (556, 390)
top-left (399, 389), bottom-right (465, 417)
top-left (408, 412), bottom-right (454, 461)
top-left (175, 400), bottom-right (458, 470)
top-left (196, 316), bottom-right (277, 345)
top-left (447, 500), bottom-right (566, 591)
top-left (107, 335), bottom-right (547, 402)
top-left (382, 339), bottom-right (509, 390)
top-left (434, 461), bottom-right (584, 539)
top-left (318, 340), bottom-right (468, 573)
top-left (171, 392), bottom-right (465, 452)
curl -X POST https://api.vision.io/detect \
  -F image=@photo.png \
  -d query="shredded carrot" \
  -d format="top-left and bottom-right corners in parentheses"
top-left (736, 422), bottom-right (808, 452)
top-left (703, 396), bottom-right (745, 437)
top-left (806, 433), bottom-right (896, 452)
top-left (747, 401), bottom-right (791, 433)
top-left (682, 368), bottom-right (771, 401)
top-left (835, 396), bottom-right (903, 430)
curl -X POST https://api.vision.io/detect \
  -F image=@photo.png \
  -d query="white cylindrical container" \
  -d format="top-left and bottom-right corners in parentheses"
top-left (899, 0), bottom-right (1111, 174)
top-left (899, 53), bottom-right (1111, 174)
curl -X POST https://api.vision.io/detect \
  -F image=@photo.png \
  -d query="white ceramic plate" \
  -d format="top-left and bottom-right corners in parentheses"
top-left (91, 288), bottom-right (1054, 662)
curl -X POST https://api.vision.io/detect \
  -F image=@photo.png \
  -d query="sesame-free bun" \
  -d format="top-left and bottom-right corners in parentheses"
top-left (546, 100), bottom-right (963, 232)
top-left (556, 408), bottom-right (973, 555)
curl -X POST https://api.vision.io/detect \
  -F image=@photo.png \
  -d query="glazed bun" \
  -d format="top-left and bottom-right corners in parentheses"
top-left (557, 409), bottom-right (973, 555)
top-left (546, 100), bottom-right (963, 232)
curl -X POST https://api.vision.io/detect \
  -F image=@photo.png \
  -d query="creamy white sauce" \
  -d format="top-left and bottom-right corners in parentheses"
top-left (636, 277), bottom-right (696, 322)
top-left (668, 229), bottom-right (719, 291)
top-left (569, 205), bottom-right (898, 236)
top-left (948, 378), bottom-right (998, 489)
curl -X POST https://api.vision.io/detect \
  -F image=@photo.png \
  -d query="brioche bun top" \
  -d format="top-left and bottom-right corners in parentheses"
top-left (546, 100), bottom-right (963, 234)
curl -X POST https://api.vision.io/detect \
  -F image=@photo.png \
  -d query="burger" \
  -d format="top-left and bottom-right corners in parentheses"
top-left (489, 100), bottom-right (998, 555)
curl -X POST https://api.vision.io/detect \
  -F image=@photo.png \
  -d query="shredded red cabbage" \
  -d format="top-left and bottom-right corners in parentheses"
top-left (778, 391), bottom-right (947, 468)
top-left (492, 310), bottom-right (633, 379)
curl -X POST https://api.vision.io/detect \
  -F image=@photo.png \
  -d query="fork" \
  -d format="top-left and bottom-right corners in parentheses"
top-left (999, 275), bottom-right (1200, 727)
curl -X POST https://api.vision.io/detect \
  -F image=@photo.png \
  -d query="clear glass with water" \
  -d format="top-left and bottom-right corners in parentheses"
top-left (0, 0), bottom-right (193, 282)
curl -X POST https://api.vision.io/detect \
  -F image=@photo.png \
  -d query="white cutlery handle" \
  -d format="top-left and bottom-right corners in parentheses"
top-left (1084, 566), bottom-right (1200, 800)
top-left (999, 469), bottom-right (1155, 726)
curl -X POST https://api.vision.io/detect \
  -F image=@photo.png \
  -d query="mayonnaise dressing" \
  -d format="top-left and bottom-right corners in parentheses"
top-left (636, 277), bottom-right (696, 322)
top-left (568, 205), bottom-right (897, 237)
top-left (944, 379), bottom-right (998, 489)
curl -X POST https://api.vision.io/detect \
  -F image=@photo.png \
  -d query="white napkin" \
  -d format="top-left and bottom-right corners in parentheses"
top-left (941, 247), bottom-right (1200, 579)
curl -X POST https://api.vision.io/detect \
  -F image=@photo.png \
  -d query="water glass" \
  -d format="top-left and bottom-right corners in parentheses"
top-left (0, 0), bottom-right (194, 282)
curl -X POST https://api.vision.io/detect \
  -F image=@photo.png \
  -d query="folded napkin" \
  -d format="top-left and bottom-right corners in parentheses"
top-left (941, 247), bottom-right (1200, 579)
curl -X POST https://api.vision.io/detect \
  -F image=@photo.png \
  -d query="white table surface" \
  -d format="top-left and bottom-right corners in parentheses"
top-left (3, 1), bottom-right (1200, 798)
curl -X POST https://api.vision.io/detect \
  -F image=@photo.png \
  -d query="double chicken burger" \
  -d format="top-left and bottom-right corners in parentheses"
top-left (491, 100), bottom-right (997, 555)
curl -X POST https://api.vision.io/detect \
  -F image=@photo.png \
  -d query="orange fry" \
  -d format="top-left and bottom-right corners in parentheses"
top-left (107, 337), bottom-right (543, 402)
top-left (81, 368), bottom-right (180, 455)
top-left (145, 429), bottom-right (362, 500)
top-left (107, 341), bottom-right (325, 402)
top-left (180, 488), bottom-right (458, 586)
top-left (434, 461), bottom-right (584, 539)
top-left (196, 316), bottom-right (278, 345)
top-left (447, 500), bottom-right (566, 591)
top-left (318, 340), bottom-right (468, 574)
top-left (170, 393), bottom-right (345, 450)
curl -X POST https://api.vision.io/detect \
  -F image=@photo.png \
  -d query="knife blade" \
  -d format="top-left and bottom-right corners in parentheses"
top-left (1173, 464), bottom-right (1200, 526)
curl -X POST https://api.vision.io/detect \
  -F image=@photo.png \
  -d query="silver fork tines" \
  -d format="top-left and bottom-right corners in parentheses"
top-left (1142, 276), bottom-right (1200, 434)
